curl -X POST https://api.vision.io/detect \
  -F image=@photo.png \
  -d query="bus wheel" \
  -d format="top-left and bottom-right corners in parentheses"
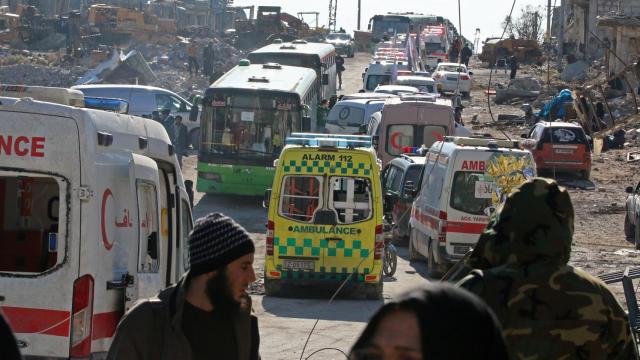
top-left (189, 128), bottom-right (200, 150)
top-left (264, 277), bottom-right (282, 297)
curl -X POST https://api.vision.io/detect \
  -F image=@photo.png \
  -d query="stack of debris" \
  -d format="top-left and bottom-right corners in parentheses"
top-left (494, 77), bottom-right (542, 105)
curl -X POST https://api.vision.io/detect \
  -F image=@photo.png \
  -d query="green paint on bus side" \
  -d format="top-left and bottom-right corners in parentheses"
top-left (196, 161), bottom-right (276, 196)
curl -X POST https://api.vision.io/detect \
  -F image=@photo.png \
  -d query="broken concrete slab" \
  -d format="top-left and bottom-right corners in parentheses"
top-left (560, 60), bottom-right (589, 82)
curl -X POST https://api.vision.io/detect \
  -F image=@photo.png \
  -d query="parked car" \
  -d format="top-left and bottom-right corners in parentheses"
top-left (432, 62), bottom-right (472, 97)
top-left (522, 121), bottom-right (592, 179)
top-left (324, 33), bottom-right (355, 57)
top-left (373, 85), bottom-right (420, 96)
top-left (72, 84), bottom-right (201, 147)
top-left (383, 154), bottom-right (426, 245)
top-left (624, 182), bottom-right (640, 248)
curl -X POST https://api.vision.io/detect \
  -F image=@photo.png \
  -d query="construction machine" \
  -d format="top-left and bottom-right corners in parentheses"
top-left (479, 38), bottom-right (544, 66)
top-left (233, 6), bottom-right (297, 50)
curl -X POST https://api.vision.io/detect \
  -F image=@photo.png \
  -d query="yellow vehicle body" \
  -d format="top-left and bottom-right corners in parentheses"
top-left (265, 137), bottom-right (384, 298)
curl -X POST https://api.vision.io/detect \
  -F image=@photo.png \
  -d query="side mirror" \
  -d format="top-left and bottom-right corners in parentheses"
top-left (322, 73), bottom-right (329, 85)
top-left (301, 116), bottom-right (312, 132)
top-left (147, 232), bottom-right (158, 260)
top-left (189, 104), bottom-right (199, 122)
top-left (521, 133), bottom-right (528, 139)
top-left (626, 186), bottom-right (634, 194)
top-left (263, 189), bottom-right (272, 208)
top-left (404, 181), bottom-right (417, 198)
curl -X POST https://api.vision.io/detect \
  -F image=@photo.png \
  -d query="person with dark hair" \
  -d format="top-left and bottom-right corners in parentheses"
top-left (350, 284), bottom-right (508, 360)
top-left (336, 54), bottom-right (345, 89)
top-left (0, 310), bottom-right (22, 360)
top-left (458, 178), bottom-right (638, 359)
top-left (107, 213), bottom-right (259, 360)
top-left (173, 115), bottom-right (188, 167)
top-left (160, 108), bottom-right (175, 142)
top-left (460, 43), bottom-right (473, 67)
top-left (316, 99), bottom-right (329, 133)
top-left (509, 55), bottom-right (518, 80)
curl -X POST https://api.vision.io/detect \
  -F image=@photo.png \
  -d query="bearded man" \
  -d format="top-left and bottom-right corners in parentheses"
top-left (107, 213), bottom-right (260, 360)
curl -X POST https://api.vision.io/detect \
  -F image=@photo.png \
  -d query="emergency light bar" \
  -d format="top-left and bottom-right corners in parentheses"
top-left (286, 133), bottom-right (372, 148)
top-left (444, 136), bottom-right (521, 149)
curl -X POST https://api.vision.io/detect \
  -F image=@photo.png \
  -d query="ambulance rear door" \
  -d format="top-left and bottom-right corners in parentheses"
top-left (0, 110), bottom-right (81, 358)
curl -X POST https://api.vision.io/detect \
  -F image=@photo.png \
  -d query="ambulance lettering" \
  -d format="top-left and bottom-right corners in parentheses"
top-left (302, 153), bottom-right (335, 161)
top-left (101, 188), bottom-right (133, 251)
top-left (0, 135), bottom-right (45, 157)
top-left (460, 160), bottom-right (485, 171)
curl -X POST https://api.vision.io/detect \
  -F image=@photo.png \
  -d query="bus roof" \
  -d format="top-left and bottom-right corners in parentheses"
top-left (249, 41), bottom-right (336, 60)
top-left (207, 63), bottom-right (317, 96)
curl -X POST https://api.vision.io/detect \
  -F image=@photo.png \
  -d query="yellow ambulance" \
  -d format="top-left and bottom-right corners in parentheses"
top-left (264, 133), bottom-right (384, 299)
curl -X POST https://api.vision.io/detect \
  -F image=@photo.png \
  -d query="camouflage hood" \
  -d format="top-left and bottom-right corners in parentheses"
top-left (469, 178), bottom-right (574, 269)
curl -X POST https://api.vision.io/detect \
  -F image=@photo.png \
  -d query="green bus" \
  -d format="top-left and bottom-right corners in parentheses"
top-left (197, 61), bottom-right (318, 196)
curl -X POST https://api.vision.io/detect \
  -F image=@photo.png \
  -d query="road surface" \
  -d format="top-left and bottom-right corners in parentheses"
top-left (180, 51), bottom-right (432, 360)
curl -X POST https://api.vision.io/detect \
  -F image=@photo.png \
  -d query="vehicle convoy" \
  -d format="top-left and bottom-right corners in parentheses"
top-left (263, 133), bottom-right (385, 299)
top-left (324, 32), bottom-right (355, 58)
top-left (522, 121), bottom-right (592, 179)
top-left (197, 61), bottom-right (318, 196)
top-left (421, 25), bottom-right (451, 70)
top-left (248, 40), bottom-right (337, 102)
top-left (326, 98), bottom-right (386, 135)
top-left (432, 63), bottom-right (473, 97)
top-left (367, 96), bottom-right (456, 166)
top-left (409, 137), bottom-right (536, 277)
top-left (0, 97), bottom-right (193, 359)
top-left (72, 84), bottom-right (202, 147)
top-left (382, 154), bottom-right (426, 245)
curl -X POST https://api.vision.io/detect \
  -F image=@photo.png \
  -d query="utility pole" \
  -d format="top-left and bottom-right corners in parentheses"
top-left (546, 0), bottom-right (552, 42)
top-left (357, 0), bottom-right (361, 30)
top-left (558, 0), bottom-right (565, 71)
top-left (328, 0), bottom-right (337, 32)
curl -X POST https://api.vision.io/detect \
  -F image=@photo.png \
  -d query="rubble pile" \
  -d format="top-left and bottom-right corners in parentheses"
top-left (0, 63), bottom-right (86, 87)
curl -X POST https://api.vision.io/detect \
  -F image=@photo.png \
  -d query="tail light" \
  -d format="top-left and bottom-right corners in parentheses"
top-left (460, 75), bottom-right (470, 80)
top-left (70, 274), bottom-right (94, 358)
top-left (437, 211), bottom-right (447, 243)
top-left (266, 220), bottom-right (274, 256)
top-left (374, 224), bottom-right (384, 260)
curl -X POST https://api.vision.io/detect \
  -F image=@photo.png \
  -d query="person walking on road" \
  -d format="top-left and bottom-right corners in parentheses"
top-left (159, 108), bottom-right (175, 142)
top-left (350, 284), bottom-right (509, 360)
top-left (458, 178), bottom-right (639, 360)
top-left (202, 42), bottom-right (213, 77)
top-left (187, 41), bottom-right (199, 76)
top-left (107, 213), bottom-right (260, 360)
top-left (460, 43), bottom-right (473, 68)
top-left (173, 115), bottom-right (188, 167)
top-left (509, 55), bottom-right (518, 80)
top-left (336, 54), bottom-right (345, 89)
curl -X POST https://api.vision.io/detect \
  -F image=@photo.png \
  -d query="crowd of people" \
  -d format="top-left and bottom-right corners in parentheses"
top-left (147, 108), bottom-right (189, 167)
top-left (2, 178), bottom-right (637, 359)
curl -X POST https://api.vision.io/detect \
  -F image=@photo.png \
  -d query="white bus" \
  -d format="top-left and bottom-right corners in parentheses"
top-left (197, 60), bottom-right (319, 196)
top-left (248, 40), bottom-right (337, 102)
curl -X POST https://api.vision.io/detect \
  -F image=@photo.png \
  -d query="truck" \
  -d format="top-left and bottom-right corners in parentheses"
top-left (0, 97), bottom-right (193, 358)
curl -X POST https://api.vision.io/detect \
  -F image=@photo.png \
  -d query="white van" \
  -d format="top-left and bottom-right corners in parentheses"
top-left (362, 60), bottom-right (407, 92)
top-left (1, 84), bottom-right (85, 107)
top-left (326, 98), bottom-right (386, 135)
top-left (72, 84), bottom-right (201, 147)
top-left (0, 97), bottom-right (193, 359)
top-left (409, 137), bottom-right (536, 277)
top-left (395, 76), bottom-right (439, 97)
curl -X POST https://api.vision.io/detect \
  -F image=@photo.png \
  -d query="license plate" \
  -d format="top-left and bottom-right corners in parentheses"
top-left (282, 259), bottom-right (314, 270)
top-left (554, 149), bottom-right (573, 154)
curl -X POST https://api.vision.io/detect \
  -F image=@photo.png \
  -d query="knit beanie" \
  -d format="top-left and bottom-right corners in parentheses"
top-left (188, 213), bottom-right (255, 276)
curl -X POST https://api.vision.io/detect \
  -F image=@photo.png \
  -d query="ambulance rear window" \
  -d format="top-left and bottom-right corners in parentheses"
top-left (280, 176), bottom-right (322, 223)
top-left (450, 172), bottom-right (492, 215)
top-left (329, 177), bottom-right (373, 224)
top-left (0, 174), bottom-right (65, 274)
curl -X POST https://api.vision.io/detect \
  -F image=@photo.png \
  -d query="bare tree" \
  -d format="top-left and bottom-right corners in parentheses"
top-left (502, 5), bottom-right (544, 41)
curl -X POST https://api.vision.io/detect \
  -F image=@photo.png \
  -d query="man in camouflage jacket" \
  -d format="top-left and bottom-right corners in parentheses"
top-left (458, 178), bottom-right (638, 359)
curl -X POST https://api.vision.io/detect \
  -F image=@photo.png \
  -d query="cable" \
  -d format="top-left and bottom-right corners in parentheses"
top-left (487, 0), bottom-right (517, 124)
top-left (304, 347), bottom-right (349, 359)
top-left (298, 255), bottom-right (369, 360)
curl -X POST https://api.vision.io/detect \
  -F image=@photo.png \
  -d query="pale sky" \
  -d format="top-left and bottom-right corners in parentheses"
top-left (233, 0), bottom-right (549, 43)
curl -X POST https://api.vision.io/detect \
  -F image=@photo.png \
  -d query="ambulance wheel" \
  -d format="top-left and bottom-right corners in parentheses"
top-left (366, 282), bottom-right (383, 300)
top-left (427, 241), bottom-right (440, 279)
top-left (264, 277), bottom-right (282, 297)
top-left (409, 228), bottom-right (421, 261)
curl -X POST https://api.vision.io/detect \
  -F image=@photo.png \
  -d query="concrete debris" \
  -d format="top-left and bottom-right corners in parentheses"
top-left (560, 60), bottom-right (589, 82)
top-left (494, 77), bottom-right (541, 104)
top-left (76, 49), bottom-right (156, 85)
top-left (0, 63), bottom-right (86, 87)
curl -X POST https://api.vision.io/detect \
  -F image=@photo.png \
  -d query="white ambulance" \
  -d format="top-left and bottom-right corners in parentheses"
top-left (408, 137), bottom-right (535, 277)
top-left (0, 97), bottom-right (193, 358)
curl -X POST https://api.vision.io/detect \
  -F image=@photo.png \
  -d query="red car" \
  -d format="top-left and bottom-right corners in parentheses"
top-left (523, 121), bottom-right (592, 179)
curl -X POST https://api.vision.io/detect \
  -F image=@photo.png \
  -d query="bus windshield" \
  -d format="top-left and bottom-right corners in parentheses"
top-left (201, 93), bottom-right (301, 162)
top-left (372, 18), bottom-right (410, 38)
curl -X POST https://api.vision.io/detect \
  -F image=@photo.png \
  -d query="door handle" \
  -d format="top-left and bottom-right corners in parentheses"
top-left (107, 273), bottom-right (134, 290)
top-left (326, 237), bottom-right (342, 242)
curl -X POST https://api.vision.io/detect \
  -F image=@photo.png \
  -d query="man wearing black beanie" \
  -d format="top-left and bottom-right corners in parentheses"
top-left (107, 213), bottom-right (259, 360)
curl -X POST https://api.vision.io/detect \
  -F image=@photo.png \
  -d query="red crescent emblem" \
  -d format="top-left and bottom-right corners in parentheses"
top-left (390, 132), bottom-right (401, 150)
top-left (101, 189), bottom-right (114, 251)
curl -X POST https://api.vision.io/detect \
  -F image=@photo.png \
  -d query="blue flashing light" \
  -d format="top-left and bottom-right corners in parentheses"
top-left (286, 133), bottom-right (372, 148)
top-left (84, 96), bottom-right (129, 114)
